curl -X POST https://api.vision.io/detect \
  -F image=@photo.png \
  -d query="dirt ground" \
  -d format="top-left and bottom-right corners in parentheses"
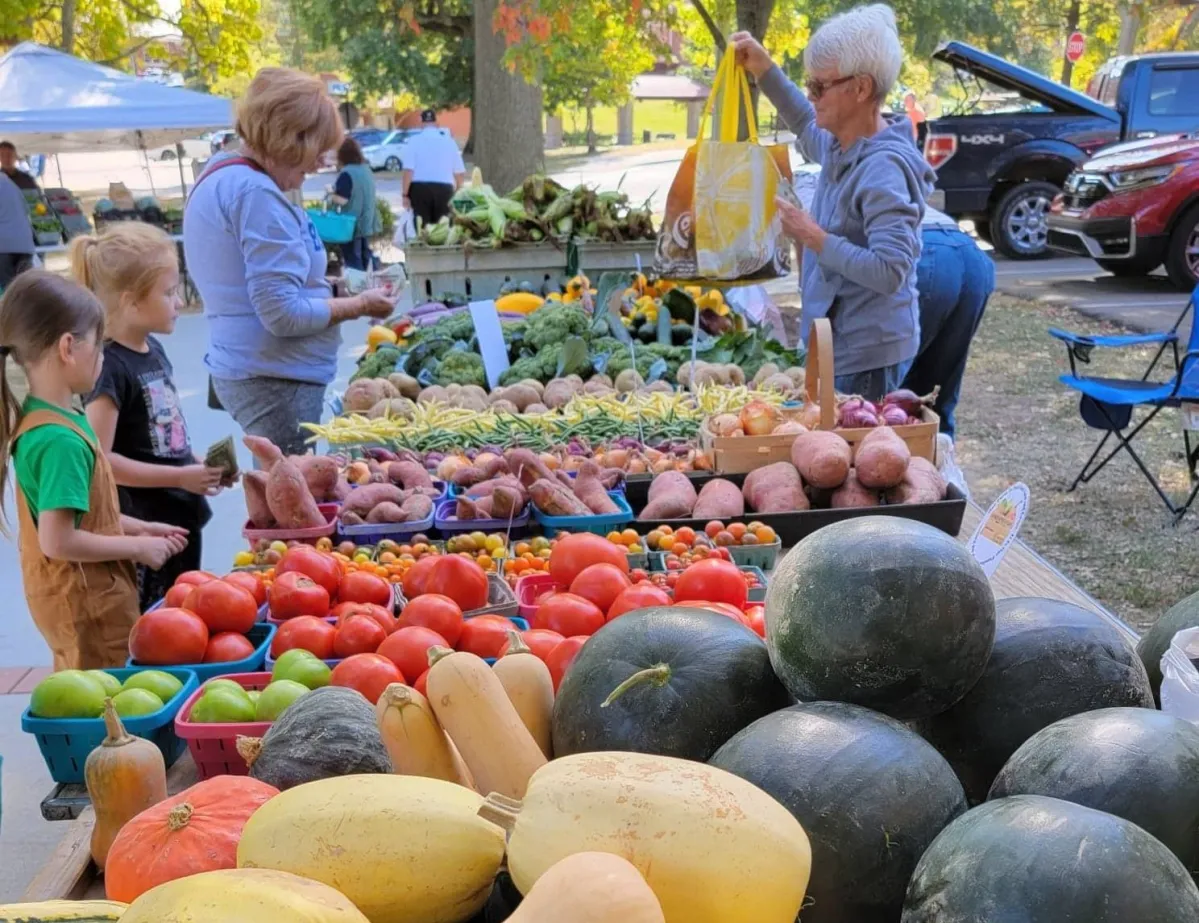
top-left (955, 294), bottom-right (1199, 634)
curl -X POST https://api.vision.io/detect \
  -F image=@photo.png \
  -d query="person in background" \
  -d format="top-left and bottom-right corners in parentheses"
top-left (733, 4), bottom-right (934, 401)
top-left (0, 173), bottom-right (34, 291)
top-left (401, 109), bottom-right (466, 229)
top-left (0, 142), bottom-right (39, 192)
top-left (74, 223), bottom-right (227, 611)
top-left (0, 271), bottom-right (188, 669)
top-left (330, 136), bottom-right (380, 271)
top-left (903, 92), bottom-right (926, 140)
top-left (901, 207), bottom-right (995, 440)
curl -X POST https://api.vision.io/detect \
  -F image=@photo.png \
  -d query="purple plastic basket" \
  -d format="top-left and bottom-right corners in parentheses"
top-left (433, 498), bottom-right (532, 538)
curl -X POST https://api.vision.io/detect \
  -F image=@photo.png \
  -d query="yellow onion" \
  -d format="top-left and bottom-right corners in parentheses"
top-left (740, 401), bottom-right (780, 436)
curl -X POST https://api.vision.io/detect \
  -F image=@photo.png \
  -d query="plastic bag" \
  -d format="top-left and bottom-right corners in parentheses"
top-left (1160, 626), bottom-right (1199, 726)
top-left (393, 207), bottom-right (417, 247)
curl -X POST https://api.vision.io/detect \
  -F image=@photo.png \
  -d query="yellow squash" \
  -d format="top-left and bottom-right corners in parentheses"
top-left (495, 292), bottom-right (545, 315)
top-left (0, 900), bottom-right (126, 922)
top-left (119, 868), bottom-right (367, 922)
top-left (491, 632), bottom-right (554, 758)
top-left (478, 751), bottom-right (811, 923)
top-left (375, 683), bottom-right (475, 787)
top-left (237, 774), bottom-right (505, 923)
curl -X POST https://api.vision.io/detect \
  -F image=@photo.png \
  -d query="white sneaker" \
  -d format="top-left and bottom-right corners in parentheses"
top-left (936, 433), bottom-right (969, 501)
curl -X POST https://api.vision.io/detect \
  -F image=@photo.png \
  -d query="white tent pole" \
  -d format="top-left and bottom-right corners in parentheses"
top-left (137, 130), bottom-right (157, 196)
top-left (176, 141), bottom-right (187, 198)
top-left (55, 154), bottom-right (64, 186)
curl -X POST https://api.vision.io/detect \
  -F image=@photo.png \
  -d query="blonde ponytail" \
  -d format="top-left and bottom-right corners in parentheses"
top-left (68, 223), bottom-right (177, 319)
top-left (68, 234), bottom-right (100, 291)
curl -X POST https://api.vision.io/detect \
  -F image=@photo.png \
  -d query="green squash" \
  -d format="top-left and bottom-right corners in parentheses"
top-left (1136, 589), bottom-right (1199, 704)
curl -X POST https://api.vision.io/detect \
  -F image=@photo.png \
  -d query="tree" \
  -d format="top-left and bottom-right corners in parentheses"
top-left (475, 0), bottom-right (543, 189)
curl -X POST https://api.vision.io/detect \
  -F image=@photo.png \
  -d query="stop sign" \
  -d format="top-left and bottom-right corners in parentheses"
top-left (1066, 31), bottom-right (1086, 63)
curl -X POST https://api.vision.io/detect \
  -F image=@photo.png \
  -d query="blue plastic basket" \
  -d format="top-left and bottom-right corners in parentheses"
top-left (21, 667), bottom-right (199, 784)
top-left (336, 510), bottom-right (436, 545)
top-left (126, 622), bottom-right (276, 682)
top-left (434, 498), bottom-right (532, 538)
top-left (534, 491), bottom-right (633, 536)
top-left (307, 209), bottom-right (357, 244)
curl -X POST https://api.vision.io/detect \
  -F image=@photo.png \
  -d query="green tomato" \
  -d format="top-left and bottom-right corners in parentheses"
top-left (112, 688), bottom-right (164, 717)
top-left (271, 648), bottom-right (320, 682)
top-left (191, 687), bottom-right (256, 723)
top-left (202, 678), bottom-right (251, 701)
top-left (123, 670), bottom-right (184, 703)
top-left (255, 680), bottom-right (310, 721)
top-left (30, 670), bottom-right (107, 719)
top-left (85, 670), bottom-right (123, 697)
top-left (273, 655), bottom-right (331, 690)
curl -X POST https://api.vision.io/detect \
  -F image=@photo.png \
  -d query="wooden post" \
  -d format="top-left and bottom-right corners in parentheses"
top-left (617, 102), bottom-right (635, 146)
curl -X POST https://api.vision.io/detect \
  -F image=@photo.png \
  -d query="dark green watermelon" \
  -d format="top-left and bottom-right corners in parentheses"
top-left (710, 701), bottom-right (966, 923)
top-left (989, 708), bottom-right (1199, 874)
top-left (764, 517), bottom-right (995, 720)
top-left (551, 607), bottom-right (791, 762)
top-left (1137, 589), bottom-right (1199, 704)
top-left (914, 597), bottom-right (1155, 803)
top-left (902, 795), bottom-right (1199, 922)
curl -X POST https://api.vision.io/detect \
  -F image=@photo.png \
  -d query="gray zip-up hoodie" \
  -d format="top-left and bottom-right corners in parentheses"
top-left (760, 65), bottom-right (935, 375)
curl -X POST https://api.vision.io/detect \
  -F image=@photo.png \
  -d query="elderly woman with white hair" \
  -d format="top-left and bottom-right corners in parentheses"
top-left (733, 4), bottom-right (935, 400)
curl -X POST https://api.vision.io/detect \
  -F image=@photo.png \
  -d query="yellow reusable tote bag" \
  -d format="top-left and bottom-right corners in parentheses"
top-left (654, 50), bottom-right (795, 284)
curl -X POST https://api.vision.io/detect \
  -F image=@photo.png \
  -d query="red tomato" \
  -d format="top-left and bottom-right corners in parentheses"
top-left (745, 605), bottom-right (766, 638)
top-left (174, 570), bottom-right (216, 588)
top-left (535, 592), bottom-right (605, 637)
top-left (164, 583), bottom-right (192, 608)
top-left (271, 615), bottom-right (336, 659)
top-left (270, 571), bottom-right (330, 620)
top-left (203, 631), bottom-right (256, 662)
top-left (499, 628), bottom-right (565, 660)
top-left (606, 584), bottom-right (672, 621)
top-left (330, 653), bottom-right (404, 704)
top-left (184, 580), bottom-right (259, 634)
top-left (334, 614), bottom-right (388, 657)
top-left (223, 571), bottom-right (267, 607)
top-left (545, 636), bottom-right (588, 691)
top-left (569, 563), bottom-right (632, 615)
top-left (332, 602), bottom-right (397, 635)
top-left (277, 546), bottom-right (342, 599)
top-left (425, 556), bottom-right (489, 611)
top-left (377, 626), bottom-right (448, 682)
top-left (401, 555), bottom-right (440, 600)
top-left (549, 533), bottom-right (628, 587)
top-left (457, 615), bottom-right (516, 659)
top-left (533, 590), bottom-right (559, 608)
top-left (674, 559), bottom-right (748, 609)
top-left (338, 571), bottom-right (393, 609)
top-left (398, 594), bottom-right (464, 647)
top-left (130, 608), bottom-right (209, 665)
top-left (680, 600), bottom-right (748, 623)
top-left (414, 669), bottom-right (429, 697)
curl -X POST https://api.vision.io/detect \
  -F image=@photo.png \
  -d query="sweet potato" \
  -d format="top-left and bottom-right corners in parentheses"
top-left (743, 462), bottom-right (808, 513)
top-left (451, 466), bottom-right (485, 488)
top-left (341, 483), bottom-right (404, 518)
top-left (490, 485), bottom-right (525, 520)
top-left (387, 460), bottom-right (434, 490)
top-left (854, 427), bottom-right (911, 490)
top-left (464, 476), bottom-right (529, 507)
top-left (790, 430), bottom-right (851, 489)
top-left (573, 461), bottom-right (620, 515)
top-left (243, 435), bottom-right (283, 469)
top-left (507, 448), bottom-right (557, 487)
top-left (831, 472), bottom-right (880, 508)
top-left (340, 510), bottom-right (365, 525)
top-left (885, 457), bottom-right (947, 505)
top-left (529, 478), bottom-right (591, 516)
top-left (638, 471), bottom-right (697, 521)
top-left (265, 457), bottom-right (325, 529)
top-left (692, 478), bottom-right (745, 520)
top-left (243, 470), bottom-right (275, 528)
top-left (399, 493), bottom-right (434, 521)
top-left (366, 502), bottom-right (407, 523)
top-left (293, 455), bottom-right (339, 501)
top-left (456, 496), bottom-right (494, 520)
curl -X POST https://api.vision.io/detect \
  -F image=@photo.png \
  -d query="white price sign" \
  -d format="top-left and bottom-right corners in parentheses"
top-left (968, 483), bottom-right (1030, 578)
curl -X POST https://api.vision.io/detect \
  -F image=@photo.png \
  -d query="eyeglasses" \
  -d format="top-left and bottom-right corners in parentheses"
top-left (805, 75), bottom-right (857, 100)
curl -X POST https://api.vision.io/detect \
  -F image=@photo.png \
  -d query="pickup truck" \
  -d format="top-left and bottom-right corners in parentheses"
top-left (922, 43), bottom-right (1199, 259)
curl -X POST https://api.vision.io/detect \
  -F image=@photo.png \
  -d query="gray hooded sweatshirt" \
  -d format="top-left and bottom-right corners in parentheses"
top-left (760, 65), bottom-right (935, 375)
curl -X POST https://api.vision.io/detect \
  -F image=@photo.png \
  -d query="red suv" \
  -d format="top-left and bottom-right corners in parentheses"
top-left (1047, 134), bottom-right (1199, 290)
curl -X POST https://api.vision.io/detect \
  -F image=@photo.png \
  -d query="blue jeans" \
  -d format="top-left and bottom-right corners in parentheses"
top-left (340, 237), bottom-right (372, 271)
top-left (901, 227), bottom-right (996, 440)
top-left (835, 360), bottom-right (913, 403)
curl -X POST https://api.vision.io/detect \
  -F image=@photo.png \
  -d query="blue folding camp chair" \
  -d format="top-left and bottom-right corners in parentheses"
top-left (1049, 284), bottom-right (1199, 523)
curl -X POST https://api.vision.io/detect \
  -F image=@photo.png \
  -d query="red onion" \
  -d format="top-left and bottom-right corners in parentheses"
top-left (883, 387), bottom-right (938, 415)
top-left (881, 404), bottom-right (909, 426)
top-left (839, 407), bottom-right (879, 428)
top-left (839, 397), bottom-right (865, 413)
top-left (907, 415), bottom-right (921, 425)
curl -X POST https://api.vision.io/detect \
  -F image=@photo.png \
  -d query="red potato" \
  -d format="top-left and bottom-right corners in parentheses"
top-left (791, 430), bottom-right (852, 489)
top-left (830, 471), bottom-right (880, 508)
top-left (743, 462), bottom-right (809, 513)
top-left (885, 456), bottom-right (947, 505)
top-left (692, 478), bottom-right (745, 520)
top-left (638, 471), bottom-right (697, 521)
top-left (854, 426), bottom-right (911, 490)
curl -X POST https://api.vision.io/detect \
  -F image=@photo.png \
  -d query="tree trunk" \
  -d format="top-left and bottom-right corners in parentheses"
top-left (1059, 0), bottom-right (1082, 86)
top-left (473, 0), bottom-right (544, 193)
top-left (1117, 2), bottom-right (1141, 56)
top-left (586, 103), bottom-right (597, 154)
top-left (736, 0), bottom-right (776, 137)
top-left (60, 0), bottom-right (77, 54)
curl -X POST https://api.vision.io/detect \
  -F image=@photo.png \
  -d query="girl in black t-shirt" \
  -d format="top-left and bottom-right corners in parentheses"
top-left (73, 223), bottom-right (229, 610)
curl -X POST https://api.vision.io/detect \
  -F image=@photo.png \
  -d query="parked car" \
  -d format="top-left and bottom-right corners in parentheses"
top-left (361, 128), bottom-right (452, 172)
top-left (922, 43), bottom-right (1199, 259)
top-left (1048, 134), bottom-right (1199, 289)
top-left (147, 138), bottom-right (212, 161)
top-left (208, 130), bottom-right (239, 155)
top-left (348, 127), bottom-right (387, 148)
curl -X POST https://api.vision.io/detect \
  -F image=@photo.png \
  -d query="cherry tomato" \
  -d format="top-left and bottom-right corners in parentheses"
top-left (203, 631), bottom-right (256, 663)
top-left (499, 628), bottom-right (565, 660)
top-left (534, 592), bottom-right (605, 636)
top-left (673, 558), bottom-right (747, 609)
top-left (332, 601), bottom-right (397, 635)
top-left (679, 600), bottom-right (748, 624)
top-left (330, 653), bottom-right (404, 704)
top-left (397, 594), bottom-right (464, 647)
top-left (130, 608), bottom-right (209, 665)
top-left (333, 613), bottom-right (388, 657)
top-left (457, 615), bottom-right (516, 659)
top-left (164, 583), bottom-right (192, 608)
top-left (549, 533), bottom-right (628, 588)
top-left (338, 571), bottom-right (393, 609)
top-left (184, 580), bottom-right (259, 634)
top-left (569, 563), bottom-right (632, 616)
top-left (745, 605), bottom-right (766, 638)
top-left (377, 626), bottom-right (448, 682)
top-left (223, 571), bottom-right (267, 607)
top-left (401, 555), bottom-right (440, 600)
top-left (174, 570), bottom-right (216, 588)
top-left (545, 636), bottom-right (588, 691)
top-left (277, 546), bottom-right (342, 599)
top-left (606, 584), bottom-right (672, 621)
top-left (271, 615), bottom-right (336, 659)
top-left (425, 556), bottom-right (489, 611)
top-left (269, 571), bottom-right (331, 620)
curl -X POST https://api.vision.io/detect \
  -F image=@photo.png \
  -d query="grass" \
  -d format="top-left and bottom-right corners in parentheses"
top-left (954, 293), bottom-right (1199, 633)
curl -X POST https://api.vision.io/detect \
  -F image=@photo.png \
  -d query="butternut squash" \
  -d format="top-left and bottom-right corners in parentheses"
top-left (426, 650), bottom-right (547, 799)
top-left (84, 698), bottom-right (167, 869)
top-left (237, 774), bottom-right (505, 923)
top-left (375, 683), bottom-right (474, 788)
top-left (507, 852), bottom-right (665, 923)
top-left (0, 900), bottom-right (127, 922)
top-left (492, 632), bottom-right (554, 758)
top-left (477, 751), bottom-right (812, 923)
top-left (119, 868), bottom-right (368, 923)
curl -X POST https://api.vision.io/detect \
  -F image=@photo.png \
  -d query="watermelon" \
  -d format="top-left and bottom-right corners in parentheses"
top-left (989, 707), bottom-right (1199, 873)
top-left (551, 607), bottom-right (791, 762)
top-left (711, 702), bottom-right (966, 923)
top-left (902, 796), bottom-right (1199, 922)
top-left (914, 597), bottom-right (1155, 803)
top-left (764, 517), bottom-right (995, 720)
top-left (1137, 589), bottom-right (1199, 704)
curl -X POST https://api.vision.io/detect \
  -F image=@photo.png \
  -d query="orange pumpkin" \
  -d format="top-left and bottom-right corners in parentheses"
top-left (104, 774), bottom-right (279, 903)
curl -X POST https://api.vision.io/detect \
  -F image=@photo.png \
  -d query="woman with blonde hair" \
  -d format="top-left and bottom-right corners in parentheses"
top-left (184, 67), bottom-right (395, 457)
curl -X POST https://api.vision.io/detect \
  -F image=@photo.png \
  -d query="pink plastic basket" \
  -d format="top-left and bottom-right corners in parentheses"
top-left (242, 503), bottom-right (339, 545)
top-left (174, 672), bottom-right (273, 779)
top-left (514, 573), bottom-right (562, 621)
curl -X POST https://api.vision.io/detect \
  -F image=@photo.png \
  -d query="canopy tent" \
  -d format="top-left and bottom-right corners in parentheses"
top-left (0, 42), bottom-right (233, 154)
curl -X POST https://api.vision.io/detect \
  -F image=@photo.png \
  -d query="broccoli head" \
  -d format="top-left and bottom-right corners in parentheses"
top-left (525, 304), bottom-right (589, 351)
top-left (500, 354), bottom-right (548, 386)
top-left (437, 351), bottom-right (487, 387)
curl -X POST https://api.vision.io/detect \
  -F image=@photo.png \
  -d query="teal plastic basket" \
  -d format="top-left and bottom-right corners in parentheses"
top-left (533, 491), bottom-right (634, 536)
top-left (728, 540), bottom-right (782, 570)
top-left (307, 209), bottom-right (357, 244)
top-left (127, 622), bottom-right (276, 682)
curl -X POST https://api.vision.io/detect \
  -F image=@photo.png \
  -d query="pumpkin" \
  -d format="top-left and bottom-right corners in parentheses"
top-left (119, 868), bottom-right (370, 923)
top-left (426, 649), bottom-right (547, 799)
top-left (104, 775), bottom-right (280, 903)
top-left (1137, 588), bottom-right (1199, 704)
top-left (710, 702), bottom-right (966, 923)
top-left (238, 686), bottom-right (392, 790)
top-left (989, 708), bottom-right (1199, 873)
top-left (237, 774), bottom-right (506, 923)
top-left (552, 608), bottom-right (790, 762)
top-left (902, 796), bottom-right (1199, 921)
top-left (492, 631), bottom-right (555, 758)
top-left (765, 517), bottom-right (995, 719)
top-left (0, 901), bottom-right (127, 921)
top-left (375, 683), bottom-right (474, 787)
top-left (914, 597), bottom-right (1155, 803)
top-left (85, 698), bottom-right (167, 870)
top-left (478, 751), bottom-right (811, 923)
top-left (507, 852), bottom-right (665, 923)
